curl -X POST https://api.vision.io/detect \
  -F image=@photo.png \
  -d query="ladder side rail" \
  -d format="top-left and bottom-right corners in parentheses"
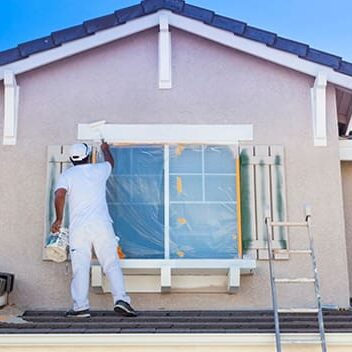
top-left (306, 212), bottom-right (327, 352)
top-left (265, 215), bottom-right (282, 352)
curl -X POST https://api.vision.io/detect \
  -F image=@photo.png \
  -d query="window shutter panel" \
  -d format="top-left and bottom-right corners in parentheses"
top-left (270, 145), bottom-right (288, 259)
top-left (43, 145), bottom-right (71, 260)
top-left (239, 146), bottom-right (257, 259)
top-left (239, 145), bottom-right (288, 260)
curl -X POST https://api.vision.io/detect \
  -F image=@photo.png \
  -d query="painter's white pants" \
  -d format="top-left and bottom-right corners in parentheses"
top-left (69, 221), bottom-right (130, 311)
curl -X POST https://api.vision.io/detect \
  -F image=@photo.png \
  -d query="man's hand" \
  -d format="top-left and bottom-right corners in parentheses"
top-left (101, 140), bottom-right (110, 152)
top-left (51, 219), bottom-right (62, 234)
top-left (101, 140), bottom-right (115, 168)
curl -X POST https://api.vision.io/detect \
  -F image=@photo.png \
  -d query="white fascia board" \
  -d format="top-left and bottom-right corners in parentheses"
top-left (78, 123), bottom-right (253, 144)
top-left (0, 13), bottom-right (160, 80)
top-left (168, 13), bottom-right (352, 91)
top-left (0, 333), bottom-right (351, 346)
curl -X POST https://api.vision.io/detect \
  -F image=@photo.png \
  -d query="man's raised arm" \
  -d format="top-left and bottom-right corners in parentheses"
top-left (101, 141), bottom-right (114, 168)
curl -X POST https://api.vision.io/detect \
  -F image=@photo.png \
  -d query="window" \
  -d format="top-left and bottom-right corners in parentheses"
top-left (106, 144), bottom-right (239, 259)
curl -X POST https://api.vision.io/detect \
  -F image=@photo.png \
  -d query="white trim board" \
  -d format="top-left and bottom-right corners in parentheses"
top-left (339, 139), bottom-right (352, 160)
top-left (0, 333), bottom-right (351, 347)
top-left (77, 123), bottom-right (253, 144)
top-left (91, 259), bottom-right (255, 293)
top-left (3, 70), bottom-right (19, 145)
top-left (1, 10), bottom-right (352, 90)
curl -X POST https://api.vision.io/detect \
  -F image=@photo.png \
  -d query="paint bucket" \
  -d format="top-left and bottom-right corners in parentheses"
top-left (45, 228), bottom-right (69, 263)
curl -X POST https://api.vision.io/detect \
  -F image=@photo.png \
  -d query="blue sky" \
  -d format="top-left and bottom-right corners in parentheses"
top-left (1, 0), bottom-right (352, 61)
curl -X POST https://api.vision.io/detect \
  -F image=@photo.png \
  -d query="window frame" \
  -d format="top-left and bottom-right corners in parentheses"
top-left (85, 124), bottom-right (255, 292)
top-left (105, 143), bottom-right (241, 260)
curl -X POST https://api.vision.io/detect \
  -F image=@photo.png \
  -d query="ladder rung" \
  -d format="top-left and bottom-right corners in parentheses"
top-left (281, 338), bottom-right (323, 344)
top-left (278, 308), bottom-right (319, 313)
top-left (275, 278), bottom-right (315, 283)
top-left (270, 221), bottom-right (308, 227)
top-left (275, 249), bottom-right (312, 255)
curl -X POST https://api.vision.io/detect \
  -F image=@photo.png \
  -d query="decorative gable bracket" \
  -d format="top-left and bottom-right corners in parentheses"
top-left (3, 70), bottom-right (19, 145)
top-left (311, 72), bottom-right (327, 146)
top-left (158, 12), bottom-right (172, 89)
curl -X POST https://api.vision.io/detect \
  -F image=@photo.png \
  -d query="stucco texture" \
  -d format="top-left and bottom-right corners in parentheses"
top-left (0, 27), bottom-right (349, 310)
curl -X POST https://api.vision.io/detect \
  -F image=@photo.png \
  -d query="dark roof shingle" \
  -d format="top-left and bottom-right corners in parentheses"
top-left (1, 309), bottom-right (352, 334)
top-left (0, 0), bottom-right (351, 78)
top-left (52, 25), bottom-right (88, 46)
top-left (84, 14), bottom-right (119, 34)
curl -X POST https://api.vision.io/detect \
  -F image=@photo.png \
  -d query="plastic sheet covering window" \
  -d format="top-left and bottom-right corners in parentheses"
top-left (103, 144), bottom-right (238, 259)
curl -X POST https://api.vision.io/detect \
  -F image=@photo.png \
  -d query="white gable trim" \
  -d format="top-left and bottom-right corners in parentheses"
top-left (77, 123), bottom-right (253, 144)
top-left (158, 13), bottom-right (172, 89)
top-left (0, 10), bottom-right (352, 90)
top-left (311, 73), bottom-right (327, 146)
top-left (3, 70), bottom-right (19, 145)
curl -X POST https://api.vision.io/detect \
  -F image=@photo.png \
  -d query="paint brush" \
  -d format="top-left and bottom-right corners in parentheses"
top-left (89, 120), bottom-right (106, 142)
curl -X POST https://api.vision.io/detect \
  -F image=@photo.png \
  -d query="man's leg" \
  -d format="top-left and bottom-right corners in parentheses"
top-left (70, 228), bottom-right (92, 311)
top-left (92, 222), bottom-right (131, 304)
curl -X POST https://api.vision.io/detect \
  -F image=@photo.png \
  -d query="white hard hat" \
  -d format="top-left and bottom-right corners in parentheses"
top-left (69, 143), bottom-right (91, 161)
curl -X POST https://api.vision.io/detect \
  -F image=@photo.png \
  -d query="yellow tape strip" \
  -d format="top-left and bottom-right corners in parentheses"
top-left (176, 176), bottom-right (183, 193)
top-left (177, 217), bottom-right (187, 224)
top-left (236, 157), bottom-right (243, 258)
top-left (176, 144), bottom-right (185, 156)
top-left (176, 250), bottom-right (185, 257)
top-left (117, 246), bottom-right (126, 259)
top-left (91, 148), bottom-right (97, 164)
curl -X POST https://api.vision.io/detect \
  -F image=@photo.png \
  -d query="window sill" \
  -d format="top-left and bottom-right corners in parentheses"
top-left (91, 259), bottom-right (256, 293)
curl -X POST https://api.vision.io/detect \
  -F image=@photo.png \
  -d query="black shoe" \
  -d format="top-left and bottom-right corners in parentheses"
top-left (65, 309), bottom-right (91, 318)
top-left (114, 300), bottom-right (137, 317)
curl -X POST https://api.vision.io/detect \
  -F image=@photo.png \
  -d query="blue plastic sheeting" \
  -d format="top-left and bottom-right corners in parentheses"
top-left (107, 146), bottom-right (164, 259)
top-left (104, 144), bottom-right (238, 259)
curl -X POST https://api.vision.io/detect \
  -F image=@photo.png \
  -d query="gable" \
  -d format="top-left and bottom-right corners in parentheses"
top-left (0, 0), bottom-right (351, 89)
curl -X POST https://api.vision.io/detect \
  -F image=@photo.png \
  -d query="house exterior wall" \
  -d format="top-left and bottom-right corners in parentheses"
top-left (0, 27), bottom-right (349, 310)
top-left (341, 161), bottom-right (352, 294)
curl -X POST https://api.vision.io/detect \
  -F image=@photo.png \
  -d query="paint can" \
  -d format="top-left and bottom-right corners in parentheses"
top-left (45, 228), bottom-right (69, 263)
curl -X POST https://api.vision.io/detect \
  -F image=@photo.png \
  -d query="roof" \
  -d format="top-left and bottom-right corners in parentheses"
top-left (1, 309), bottom-right (352, 334)
top-left (0, 0), bottom-right (352, 77)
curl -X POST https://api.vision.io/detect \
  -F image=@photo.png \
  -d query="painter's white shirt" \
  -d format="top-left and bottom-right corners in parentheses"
top-left (55, 162), bottom-right (113, 232)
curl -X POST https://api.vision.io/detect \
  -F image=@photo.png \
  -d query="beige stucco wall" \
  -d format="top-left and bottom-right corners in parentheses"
top-left (0, 27), bottom-right (349, 311)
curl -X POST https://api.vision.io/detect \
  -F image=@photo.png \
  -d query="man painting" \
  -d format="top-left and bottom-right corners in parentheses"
top-left (51, 141), bottom-right (136, 317)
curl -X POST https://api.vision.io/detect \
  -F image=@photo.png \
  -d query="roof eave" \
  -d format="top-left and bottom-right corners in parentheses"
top-left (0, 10), bottom-right (351, 91)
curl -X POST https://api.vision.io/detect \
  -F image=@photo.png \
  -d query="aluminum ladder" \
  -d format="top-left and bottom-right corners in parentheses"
top-left (265, 206), bottom-right (327, 352)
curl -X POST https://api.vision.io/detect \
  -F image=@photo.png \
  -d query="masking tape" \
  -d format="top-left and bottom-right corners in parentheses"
top-left (176, 176), bottom-right (183, 193)
top-left (176, 144), bottom-right (185, 156)
top-left (177, 217), bottom-right (187, 224)
top-left (117, 246), bottom-right (126, 259)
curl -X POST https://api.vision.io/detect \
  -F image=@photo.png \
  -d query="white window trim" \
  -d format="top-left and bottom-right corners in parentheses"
top-left (91, 259), bottom-right (256, 293)
top-left (78, 123), bottom-right (253, 144)
top-left (84, 124), bottom-right (255, 292)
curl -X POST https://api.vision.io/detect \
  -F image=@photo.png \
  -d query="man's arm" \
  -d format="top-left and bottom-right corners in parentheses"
top-left (51, 188), bottom-right (67, 233)
top-left (101, 141), bottom-right (114, 168)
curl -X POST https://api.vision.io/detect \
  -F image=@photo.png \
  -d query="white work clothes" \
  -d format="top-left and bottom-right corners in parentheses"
top-left (69, 221), bottom-right (130, 311)
top-left (55, 161), bottom-right (129, 310)
top-left (55, 162), bottom-right (113, 234)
